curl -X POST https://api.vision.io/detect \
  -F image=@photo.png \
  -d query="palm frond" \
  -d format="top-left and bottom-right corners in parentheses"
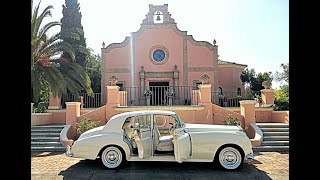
top-left (31, 0), bottom-right (93, 101)
top-left (38, 21), bottom-right (60, 39)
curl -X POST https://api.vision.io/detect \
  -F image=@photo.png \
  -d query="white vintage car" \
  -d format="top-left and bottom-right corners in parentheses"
top-left (67, 110), bottom-right (253, 170)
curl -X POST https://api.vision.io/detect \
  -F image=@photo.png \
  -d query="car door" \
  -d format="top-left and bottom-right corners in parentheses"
top-left (134, 115), bottom-right (152, 158)
top-left (172, 119), bottom-right (191, 163)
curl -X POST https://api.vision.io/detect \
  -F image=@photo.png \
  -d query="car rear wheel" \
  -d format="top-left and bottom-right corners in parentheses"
top-left (217, 146), bottom-right (243, 170)
top-left (101, 146), bottom-right (123, 169)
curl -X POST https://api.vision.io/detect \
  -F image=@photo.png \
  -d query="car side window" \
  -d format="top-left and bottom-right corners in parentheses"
top-left (134, 115), bottom-right (151, 129)
top-left (172, 115), bottom-right (183, 128)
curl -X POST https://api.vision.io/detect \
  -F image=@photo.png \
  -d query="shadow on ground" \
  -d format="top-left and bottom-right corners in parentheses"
top-left (31, 152), bottom-right (64, 157)
top-left (58, 158), bottom-right (273, 180)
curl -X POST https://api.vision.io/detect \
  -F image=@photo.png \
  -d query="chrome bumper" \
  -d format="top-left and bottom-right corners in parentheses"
top-left (65, 145), bottom-right (74, 157)
top-left (246, 153), bottom-right (254, 159)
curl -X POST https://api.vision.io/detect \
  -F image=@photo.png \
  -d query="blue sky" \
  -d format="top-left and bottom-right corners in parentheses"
top-left (33, 0), bottom-right (288, 88)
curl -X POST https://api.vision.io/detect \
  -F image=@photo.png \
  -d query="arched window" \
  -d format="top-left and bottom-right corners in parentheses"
top-left (237, 88), bottom-right (241, 96)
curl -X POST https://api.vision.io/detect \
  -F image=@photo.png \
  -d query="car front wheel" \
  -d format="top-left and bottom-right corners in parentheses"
top-left (101, 146), bottom-right (123, 169)
top-left (217, 146), bottom-right (243, 170)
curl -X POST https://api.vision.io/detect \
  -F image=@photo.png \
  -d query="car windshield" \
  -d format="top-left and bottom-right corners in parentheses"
top-left (171, 114), bottom-right (185, 128)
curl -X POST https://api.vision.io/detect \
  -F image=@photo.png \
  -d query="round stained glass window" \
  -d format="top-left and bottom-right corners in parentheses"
top-left (152, 50), bottom-right (165, 62)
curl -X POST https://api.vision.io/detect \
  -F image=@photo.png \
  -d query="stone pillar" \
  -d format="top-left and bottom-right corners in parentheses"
top-left (101, 47), bottom-right (106, 106)
top-left (106, 86), bottom-right (120, 106)
top-left (212, 43), bottom-right (219, 98)
top-left (173, 65), bottom-right (179, 105)
top-left (197, 84), bottom-right (213, 124)
top-left (31, 103), bottom-right (34, 115)
top-left (66, 102), bottom-right (81, 138)
top-left (261, 89), bottom-right (275, 106)
top-left (239, 100), bottom-right (256, 129)
top-left (198, 84), bottom-right (212, 103)
top-left (140, 66), bottom-right (145, 104)
top-left (48, 93), bottom-right (61, 109)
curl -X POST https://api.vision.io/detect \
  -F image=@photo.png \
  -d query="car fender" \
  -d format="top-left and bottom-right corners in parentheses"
top-left (190, 131), bottom-right (251, 161)
top-left (71, 132), bottom-right (131, 160)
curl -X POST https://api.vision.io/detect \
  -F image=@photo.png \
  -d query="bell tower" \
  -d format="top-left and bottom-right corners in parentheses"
top-left (142, 4), bottom-right (176, 24)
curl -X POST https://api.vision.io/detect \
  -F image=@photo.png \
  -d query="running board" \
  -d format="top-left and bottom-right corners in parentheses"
top-left (127, 156), bottom-right (211, 162)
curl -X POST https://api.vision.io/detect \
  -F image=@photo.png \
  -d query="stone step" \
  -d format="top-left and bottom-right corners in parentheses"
top-left (31, 142), bottom-right (63, 147)
top-left (256, 123), bottom-right (289, 128)
top-left (261, 141), bottom-right (289, 146)
top-left (31, 137), bottom-right (60, 142)
top-left (31, 128), bottom-right (63, 132)
top-left (263, 136), bottom-right (289, 141)
top-left (31, 125), bottom-right (65, 129)
top-left (253, 146), bottom-right (289, 152)
top-left (259, 128), bottom-right (289, 132)
top-left (31, 146), bottom-right (66, 152)
top-left (263, 132), bottom-right (289, 136)
top-left (31, 132), bottom-right (61, 137)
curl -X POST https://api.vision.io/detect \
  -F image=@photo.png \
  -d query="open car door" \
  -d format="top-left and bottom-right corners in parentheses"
top-left (133, 115), bottom-right (152, 159)
top-left (172, 127), bottom-right (191, 163)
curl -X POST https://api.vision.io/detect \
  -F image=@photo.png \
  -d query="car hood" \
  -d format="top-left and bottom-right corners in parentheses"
top-left (77, 126), bottom-right (104, 140)
top-left (185, 123), bottom-right (242, 132)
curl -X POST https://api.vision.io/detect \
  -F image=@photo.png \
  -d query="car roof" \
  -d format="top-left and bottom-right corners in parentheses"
top-left (111, 110), bottom-right (176, 119)
top-left (103, 110), bottom-right (176, 133)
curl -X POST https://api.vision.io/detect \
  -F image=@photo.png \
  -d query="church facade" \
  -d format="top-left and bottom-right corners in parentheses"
top-left (101, 4), bottom-right (246, 105)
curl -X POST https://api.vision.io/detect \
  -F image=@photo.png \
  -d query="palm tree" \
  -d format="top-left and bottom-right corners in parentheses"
top-left (31, 1), bottom-right (93, 102)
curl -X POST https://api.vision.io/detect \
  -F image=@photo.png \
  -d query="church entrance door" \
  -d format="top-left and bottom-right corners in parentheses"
top-left (149, 82), bottom-right (169, 105)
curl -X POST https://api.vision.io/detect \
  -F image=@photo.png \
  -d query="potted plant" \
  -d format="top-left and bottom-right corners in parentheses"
top-left (262, 81), bottom-right (272, 89)
top-left (200, 74), bottom-right (210, 84)
top-left (109, 75), bottom-right (118, 85)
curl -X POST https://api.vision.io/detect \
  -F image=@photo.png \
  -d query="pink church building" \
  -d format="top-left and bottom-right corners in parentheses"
top-left (101, 4), bottom-right (246, 105)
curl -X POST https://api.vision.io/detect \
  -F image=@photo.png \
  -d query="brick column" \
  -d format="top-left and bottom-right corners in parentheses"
top-left (197, 84), bottom-right (213, 124)
top-left (48, 93), bottom-right (61, 109)
top-left (261, 89), bottom-right (275, 106)
top-left (240, 100), bottom-right (256, 129)
top-left (106, 86), bottom-right (120, 106)
top-left (66, 102), bottom-right (81, 138)
top-left (198, 84), bottom-right (212, 103)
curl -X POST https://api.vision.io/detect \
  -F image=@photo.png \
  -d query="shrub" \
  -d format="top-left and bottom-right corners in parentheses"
top-left (224, 114), bottom-right (242, 127)
top-left (34, 102), bottom-right (48, 113)
top-left (75, 117), bottom-right (100, 135)
top-left (274, 89), bottom-right (289, 111)
top-left (274, 100), bottom-right (289, 111)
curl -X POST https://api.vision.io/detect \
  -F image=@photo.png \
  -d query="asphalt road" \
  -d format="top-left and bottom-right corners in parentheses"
top-left (32, 158), bottom-right (286, 180)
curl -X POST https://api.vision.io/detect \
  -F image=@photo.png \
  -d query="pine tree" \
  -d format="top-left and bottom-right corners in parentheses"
top-left (60, 0), bottom-right (87, 68)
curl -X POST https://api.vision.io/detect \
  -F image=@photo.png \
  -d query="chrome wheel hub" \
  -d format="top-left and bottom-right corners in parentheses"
top-left (106, 151), bottom-right (118, 163)
top-left (225, 154), bottom-right (235, 162)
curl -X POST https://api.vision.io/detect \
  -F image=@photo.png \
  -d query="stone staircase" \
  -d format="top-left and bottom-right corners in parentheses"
top-left (253, 123), bottom-right (289, 152)
top-left (31, 125), bottom-right (67, 152)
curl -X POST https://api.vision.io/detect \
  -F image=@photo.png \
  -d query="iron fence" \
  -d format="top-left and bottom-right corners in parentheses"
top-left (211, 91), bottom-right (261, 107)
top-left (61, 93), bottom-right (101, 108)
top-left (120, 86), bottom-right (198, 106)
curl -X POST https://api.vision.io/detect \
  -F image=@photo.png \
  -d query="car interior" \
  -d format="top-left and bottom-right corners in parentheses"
top-left (122, 114), bottom-right (175, 157)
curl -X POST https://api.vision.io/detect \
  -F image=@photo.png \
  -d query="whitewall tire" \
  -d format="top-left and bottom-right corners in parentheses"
top-left (101, 146), bottom-right (123, 169)
top-left (218, 146), bottom-right (243, 170)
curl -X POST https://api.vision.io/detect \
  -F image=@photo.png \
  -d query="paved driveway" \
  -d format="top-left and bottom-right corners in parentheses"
top-left (31, 152), bottom-right (288, 180)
